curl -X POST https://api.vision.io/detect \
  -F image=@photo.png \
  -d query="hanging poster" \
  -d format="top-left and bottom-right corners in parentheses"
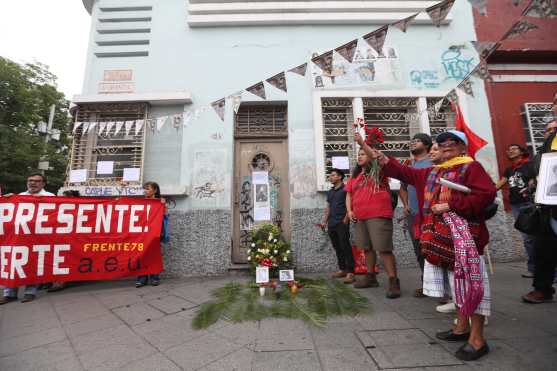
top-left (253, 171), bottom-right (271, 221)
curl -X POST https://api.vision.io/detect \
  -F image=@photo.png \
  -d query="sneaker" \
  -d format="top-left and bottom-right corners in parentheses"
top-left (331, 271), bottom-right (347, 279)
top-left (522, 290), bottom-right (553, 304)
top-left (436, 302), bottom-right (457, 313)
top-left (151, 280), bottom-right (160, 286)
top-left (521, 272), bottom-right (534, 279)
top-left (21, 294), bottom-right (35, 303)
top-left (135, 282), bottom-right (146, 288)
top-left (386, 277), bottom-right (401, 299)
top-left (353, 273), bottom-right (379, 288)
top-left (343, 273), bottom-right (355, 284)
top-left (0, 296), bottom-right (17, 305)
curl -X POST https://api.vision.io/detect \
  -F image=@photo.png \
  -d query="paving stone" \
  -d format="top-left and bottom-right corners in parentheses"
top-left (0, 340), bottom-right (83, 371)
top-left (0, 326), bottom-right (67, 357)
top-left (147, 295), bottom-right (198, 314)
top-left (133, 312), bottom-right (209, 351)
top-left (255, 319), bottom-right (313, 352)
top-left (357, 329), bottom-right (462, 369)
top-left (0, 313), bottom-right (62, 339)
top-left (172, 283), bottom-right (216, 304)
top-left (355, 311), bottom-right (413, 331)
top-left (198, 347), bottom-right (255, 371)
top-left (252, 350), bottom-right (321, 371)
top-left (95, 291), bottom-right (143, 309)
top-left (499, 337), bottom-right (557, 371)
top-left (112, 302), bottom-right (165, 326)
top-left (311, 322), bottom-right (363, 350)
top-left (318, 347), bottom-right (378, 371)
top-left (71, 325), bottom-right (157, 370)
top-left (210, 321), bottom-right (259, 347)
top-left (54, 297), bottom-right (111, 324)
top-left (164, 333), bottom-right (243, 370)
top-left (118, 352), bottom-right (181, 371)
top-left (63, 312), bottom-right (123, 338)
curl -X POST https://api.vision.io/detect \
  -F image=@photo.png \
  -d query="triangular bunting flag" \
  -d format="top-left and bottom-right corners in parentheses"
top-left (467, 0), bottom-right (488, 15)
top-left (458, 77), bottom-right (474, 97)
top-left (156, 117), bottom-right (167, 132)
top-left (471, 41), bottom-right (500, 60)
top-left (105, 121), bottom-right (115, 136)
top-left (523, 0), bottom-right (557, 18)
top-left (363, 26), bottom-right (388, 56)
top-left (172, 114), bottom-right (182, 130)
top-left (135, 119), bottom-right (144, 135)
top-left (73, 121), bottom-right (82, 133)
top-left (114, 121), bottom-right (124, 136)
top-left (501, 20), bottom-right (539, 40)
top-left (87, 122), bottom-right (97, 134)
top-left (183, 111), bottom-right (193, 128)
top-left (447, 89), bottom-right (459, 105)
top-left (472, 60), bottom-right (492, 82)
top-left (311, 50), bottom-right (334, 75)
top-left (124, 120), bottom-right (135, 136)
top-left (82, 122), bottom-right (90, 134)
top-left (426, 0), bottom-right (456, 27)
top-left (97, 122), bottom-right (107, 136)
top-left (211, 98), bottom-right (226, 121)
top-left (288, 63), bottom-right (307, 76)
top-left (147, 119), bottom-right (156, 132)
top-left (246, 82), bottom-right (266, 100)
top-left (334, 39), bottom-right (358, 63)
top-left (266, 72), bottom-right (287, 93)
top-left (229, 92), bottom-right (242, 114)
top-left (391, 13), bottom-right (419, 32)
top-left (433, 98), bottom-right (445, 113)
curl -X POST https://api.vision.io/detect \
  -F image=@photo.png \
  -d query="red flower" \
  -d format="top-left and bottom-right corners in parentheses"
top-left (364, 126), bottom-right (384, 145)
top-left (261, 258), bottom-right (273, 267)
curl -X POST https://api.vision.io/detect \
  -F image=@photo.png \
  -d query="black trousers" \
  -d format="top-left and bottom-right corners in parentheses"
top-left (328, 223), bottom-right (355, 273)
top-left (533, 230), bottom-right (557, 295)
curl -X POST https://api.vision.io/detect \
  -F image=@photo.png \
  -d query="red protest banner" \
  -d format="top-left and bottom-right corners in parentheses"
top-left (0, 195), bottom-right (164, 288)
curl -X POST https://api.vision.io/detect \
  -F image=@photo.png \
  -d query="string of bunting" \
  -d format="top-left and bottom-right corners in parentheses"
top-left (73, 0), bottom-right (549, 135)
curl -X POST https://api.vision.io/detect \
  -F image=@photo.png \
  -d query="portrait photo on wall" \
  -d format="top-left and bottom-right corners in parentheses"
top-left (535, 152), bottom-right (557, 205)
top-left (255, 184), bottom-right (269, 203)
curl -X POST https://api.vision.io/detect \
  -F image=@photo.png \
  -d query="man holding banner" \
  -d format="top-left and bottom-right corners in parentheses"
top-left (1, 174), bottom-right (54, 304)
top-left (0, 189), bottom-right (165, 305)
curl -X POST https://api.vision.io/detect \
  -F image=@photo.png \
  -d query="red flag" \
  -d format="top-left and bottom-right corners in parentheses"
top-left (452, 103), bottom-right (487, 158)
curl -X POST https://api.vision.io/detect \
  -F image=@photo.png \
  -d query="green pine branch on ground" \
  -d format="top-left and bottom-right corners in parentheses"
top-left (191, 278), bottom-right (371, 330)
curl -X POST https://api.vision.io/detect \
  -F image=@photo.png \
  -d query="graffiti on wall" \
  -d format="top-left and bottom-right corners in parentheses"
top-left (441, 49), bottom-right (474, 80)
top-left (194, 182), bottom-right (218, 199)
top-left (409, 70), bottom-right (441, 89)
top-left (191, 148), bottom-right (227, 203)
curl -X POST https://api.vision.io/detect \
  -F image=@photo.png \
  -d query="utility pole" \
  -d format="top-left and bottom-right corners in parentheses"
top-left (37, 104), bottom-right (60, 173)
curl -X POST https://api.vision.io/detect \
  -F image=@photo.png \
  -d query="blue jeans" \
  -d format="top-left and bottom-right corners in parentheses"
top-left (136, 275), bottom-right (160, 285)
top-left (4, 285), bottom-right (38, 298)
top-left (511, 202), bottom-right (536, 273)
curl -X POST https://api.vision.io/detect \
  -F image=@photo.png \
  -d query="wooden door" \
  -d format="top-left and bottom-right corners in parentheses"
top-left (232, 140), bottom-right (290, 263)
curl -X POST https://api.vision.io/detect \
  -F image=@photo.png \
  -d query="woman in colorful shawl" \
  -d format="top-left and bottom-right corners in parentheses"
top-left (355, 130), bottom-right (496, 362)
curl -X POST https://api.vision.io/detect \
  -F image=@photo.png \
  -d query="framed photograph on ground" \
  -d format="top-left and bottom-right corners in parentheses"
top-left (535, 152), bottom-right (557, 205)
top-left (255, 266), bottom-right (269, 284)
top-left (279, 269), bottom-right (295, 282)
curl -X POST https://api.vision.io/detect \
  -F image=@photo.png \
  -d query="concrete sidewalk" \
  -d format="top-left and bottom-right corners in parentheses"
top-left (0, 262), bottom-right (556, 371)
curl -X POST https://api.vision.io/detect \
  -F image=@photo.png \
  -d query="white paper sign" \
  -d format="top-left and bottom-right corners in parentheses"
top-left (96, 161), bottom-right (114, 175)
top-left (331, 156), bottom-right (350, 170)
top-left (252, 171), bottom-right (268, 185)
top-left (279, 270), bottom-right (295, 282)
top-left (123, 168), bottom-right (141, 182)
top-left (69, 169), bottom-right (87, 183)
top-left (256, 266), bottom-right (270, 284)
top-left (254, 207), bottom-right (271, 221)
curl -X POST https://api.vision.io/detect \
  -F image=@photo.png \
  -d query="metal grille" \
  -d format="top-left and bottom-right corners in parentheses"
top-left (321, 98), bottom-right (354, 183)
top-left (234, 104), bottom-right (288, 137)
top-left (67, 103), bottom-right (148, 186)
top-left (522, 103), bottom-right (555, 154)
top-left (363, 97), bottom-right (419, 162)
top-left (427, 98), bottom-right (455, 137)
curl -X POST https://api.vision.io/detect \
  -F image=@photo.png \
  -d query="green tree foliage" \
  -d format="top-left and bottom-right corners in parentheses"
top-left (0, 57), bottom-right (71, 194)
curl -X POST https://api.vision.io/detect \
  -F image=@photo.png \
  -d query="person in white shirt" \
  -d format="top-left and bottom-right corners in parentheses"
top-left (1, 173), bottom-right (54, 305)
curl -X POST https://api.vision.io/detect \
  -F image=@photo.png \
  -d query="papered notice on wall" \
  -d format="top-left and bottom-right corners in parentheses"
top-left (252, 171), bottom-right (271, 221)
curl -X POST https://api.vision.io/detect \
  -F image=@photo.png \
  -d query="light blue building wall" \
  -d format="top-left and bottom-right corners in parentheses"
top-left (74, 0), bottom-right (521, 276)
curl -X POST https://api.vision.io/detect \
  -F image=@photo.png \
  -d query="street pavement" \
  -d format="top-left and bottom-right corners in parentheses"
top-left (0, 262), bottom-right (556, 371)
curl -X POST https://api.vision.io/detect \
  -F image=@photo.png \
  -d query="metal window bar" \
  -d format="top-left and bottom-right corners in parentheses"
top-left (522, 103), bottom-right (555, 155)
top-left (67, 103), bottom-right (148, 186)
top-left (234, 104), bottom-right (288, 138)
top-left (321, 98), bottom-right (354, 184)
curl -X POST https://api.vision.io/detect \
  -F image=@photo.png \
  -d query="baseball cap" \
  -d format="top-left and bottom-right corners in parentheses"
top-left (436, 130), bottom-right (468, 146)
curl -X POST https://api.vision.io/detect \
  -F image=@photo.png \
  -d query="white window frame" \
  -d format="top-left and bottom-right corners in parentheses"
top-left (313, 89), bottom-right (449, 191)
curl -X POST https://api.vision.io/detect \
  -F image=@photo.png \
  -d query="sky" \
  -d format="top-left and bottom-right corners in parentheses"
top-left (0, 0), bottom-right (91, 100)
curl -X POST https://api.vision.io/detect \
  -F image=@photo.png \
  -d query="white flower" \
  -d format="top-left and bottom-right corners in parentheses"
top-left (283, 257), bottom-right (288, 262)
top-left (286, 250), bottom-right (290, 254)
top-left (273, 239), bottom-right (277, 243)
top-left (247, 249), bottom-right (251, 254)
top-left (268, 233), bottom-right (273, 241)
top-left (251, 243), bottom-right (256, 247)
top-left (257, 249), bottom-right (262, 253)
top-left (247, 256), bottom-right (251, 261)
top-left (274, 250), bottom-right (278, 254)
